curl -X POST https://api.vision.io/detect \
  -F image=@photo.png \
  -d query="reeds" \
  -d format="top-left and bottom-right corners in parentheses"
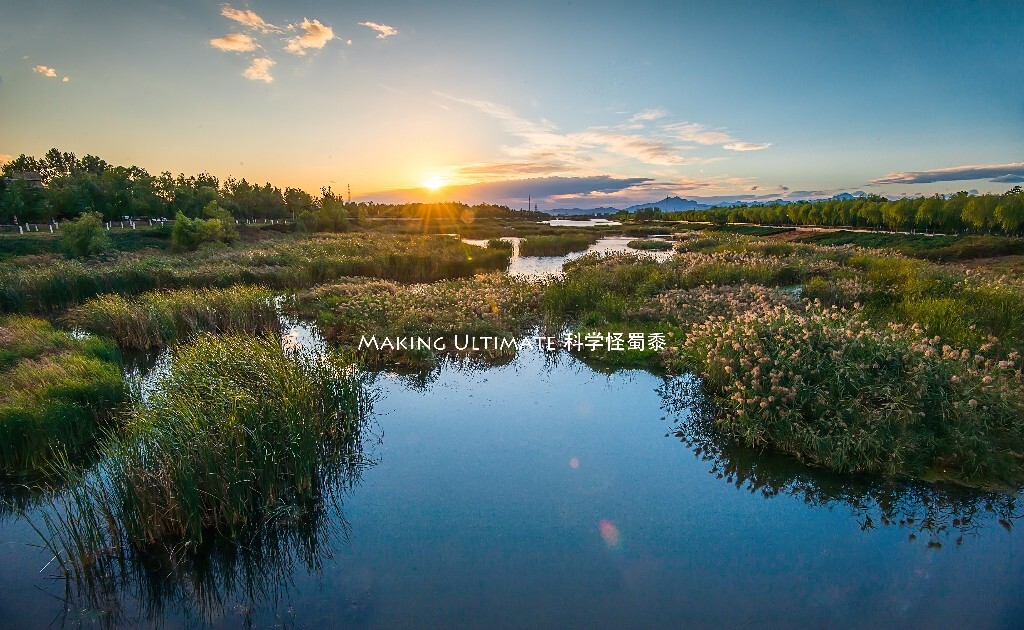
top-left (0, 316), bottom-right (125, 474)
top-left (519, 234), bottom-right (598, 256)
top-left (68, 285), bottom-right (280, 349)
top-left (40, 333), bottom-right (370, 582)
top-left (627, 238), bottom-right (673, 251)
top-left (0, 233), bottom-right (511, 313)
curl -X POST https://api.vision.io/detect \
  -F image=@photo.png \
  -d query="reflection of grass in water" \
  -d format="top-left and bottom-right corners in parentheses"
top-left (37, 334), bottom-right (373, 622)
top-left (660, 377), bottom-right (1021, 546)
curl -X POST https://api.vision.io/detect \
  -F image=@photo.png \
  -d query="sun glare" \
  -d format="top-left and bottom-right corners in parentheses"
top-left (423, 176), bottom-right (444, 191)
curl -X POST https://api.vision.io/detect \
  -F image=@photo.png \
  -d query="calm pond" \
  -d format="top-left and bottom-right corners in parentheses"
top-left (0, 244), bottom-right (1021, 628)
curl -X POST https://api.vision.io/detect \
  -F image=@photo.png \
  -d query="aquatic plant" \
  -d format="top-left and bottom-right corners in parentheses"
top-left (627, 238), bottom-right (673, 251)
top-left (519, 234), bottom-right (598, 256)
top-left (40, 333), bottom-right (370, 583)
top-left (0, 233), bottom-right (511, 313)
top-left (667, 302), bottom-right (1024, 482)
top-left (0, 316), bottom-right (125, 475)
top-left (294, 273), bottom-right (542, 365)
top-left (68, 285), bottom-right (279, 349)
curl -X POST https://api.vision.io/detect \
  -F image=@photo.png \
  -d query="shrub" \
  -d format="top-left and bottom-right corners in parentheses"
top-left (60, 211), bottom-right (110, 258)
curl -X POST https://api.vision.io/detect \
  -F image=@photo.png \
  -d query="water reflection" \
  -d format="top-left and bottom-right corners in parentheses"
top-left (464, 236), bottom-right (673, 278)
top-left (660, 376), bottom-right (1023, 546)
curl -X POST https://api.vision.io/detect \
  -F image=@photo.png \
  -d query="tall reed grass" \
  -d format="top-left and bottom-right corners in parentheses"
top-left (519, 234), bottom-right (598, 256)
top-left (40, 333), bottom-right (370, 584)
top-left (0, 233), bottom-right (511, 313)
top-left (68, 285), bottom-right (279, 349)
top-left (0, 316), bottom-right (124, 475)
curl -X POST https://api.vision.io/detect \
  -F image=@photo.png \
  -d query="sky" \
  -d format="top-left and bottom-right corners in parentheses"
top-left (1, 0), bottom-right (1022, 209)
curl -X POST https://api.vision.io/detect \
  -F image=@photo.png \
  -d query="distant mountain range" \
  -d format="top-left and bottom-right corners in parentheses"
top-left (545, 192), bottom-right (869, 216)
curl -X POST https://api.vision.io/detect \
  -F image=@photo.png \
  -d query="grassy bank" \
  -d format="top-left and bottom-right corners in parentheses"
top-left (68, 285), bottom-right (279, 349)
top-left (627, 238), bottom-right (673, 251)
top-left (0, 233), bottom-right (511, 313)
top-left (519, 234), bottom-right (599, 256)
top-left (543, 234), bottom-right (1024, 484)
top-left (0, 316), bottom-right (125, 475)
top-left (293, 273), bottom-right (542, 365)
top-left (41, 334), bottom-right (369, 582)
top-left (795, 231), bottom-right (1024, 261)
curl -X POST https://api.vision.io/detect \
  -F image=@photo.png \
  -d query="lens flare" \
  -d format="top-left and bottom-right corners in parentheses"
top-left (599, 519), bottom-right (620, 548)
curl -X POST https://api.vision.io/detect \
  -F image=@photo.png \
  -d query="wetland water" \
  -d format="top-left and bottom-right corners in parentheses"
top-left (0, 243), bottom-right (1022, 628)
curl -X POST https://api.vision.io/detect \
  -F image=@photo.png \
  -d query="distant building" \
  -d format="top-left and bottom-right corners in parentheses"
top-left (5, 171), bottom-right (44, 188)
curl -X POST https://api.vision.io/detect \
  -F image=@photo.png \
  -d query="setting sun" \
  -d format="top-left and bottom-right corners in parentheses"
top-left (423, 176), bottom-right (444, 191)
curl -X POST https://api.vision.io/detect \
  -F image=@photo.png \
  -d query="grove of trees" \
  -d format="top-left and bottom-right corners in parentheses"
top-left (674, 189), bottom-right (1024, 235)
top-left (1, 148), bottom-right (535, 227)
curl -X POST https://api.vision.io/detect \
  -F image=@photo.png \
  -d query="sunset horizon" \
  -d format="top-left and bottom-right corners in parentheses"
top-left (2, 1), bottom-right (1022, 209)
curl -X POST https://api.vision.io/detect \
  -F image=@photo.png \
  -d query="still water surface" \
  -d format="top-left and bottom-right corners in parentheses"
top-left (0, 340), bottom-right (1021, 627)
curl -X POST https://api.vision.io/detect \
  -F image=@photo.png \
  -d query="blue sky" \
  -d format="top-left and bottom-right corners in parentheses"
top-left (1, 0), bottom-right (1022, 208)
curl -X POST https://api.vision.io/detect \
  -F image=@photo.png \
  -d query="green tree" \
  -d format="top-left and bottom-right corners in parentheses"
top-left (60, 211), bottom-right (110, 258)
top-left (202, 200), bottom-right (238, 240)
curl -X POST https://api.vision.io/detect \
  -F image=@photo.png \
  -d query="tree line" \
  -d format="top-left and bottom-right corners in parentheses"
top-left (659, 190), bottom-right (1024, 235)
top-left (0, 148), bottom-right (534, 226)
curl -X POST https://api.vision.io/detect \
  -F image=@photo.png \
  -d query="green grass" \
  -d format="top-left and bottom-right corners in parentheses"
top-left (798, 231), bottom-right (1024, 261)
top-left (627, 238), bottom-right (673, 251)
top-left (666, 305), bottom-right (1024, 483)
top-left (519, 234), bottom-right (599, 256)
top-left (0, 316), bottom-right (125, 475)
top-left (40, 333), bottom-right (370, 583)
top-left (0, 233), bottom-right (511, 313)
top-left (293, 273), bottom-right (542, 366)
top-left (542, 234), bottom-right (1024, 483)
top-left (68, 285), bottom-right (280, 349)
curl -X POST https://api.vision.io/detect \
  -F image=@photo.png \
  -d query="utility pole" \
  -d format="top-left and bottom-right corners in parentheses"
top-left (347, 184), bottom-right (351, 204)
top-left (528, 195), bottom-right (530, 213)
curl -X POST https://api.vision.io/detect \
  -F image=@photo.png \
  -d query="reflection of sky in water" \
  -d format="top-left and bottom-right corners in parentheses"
top-left (465, 236), bottom-right (675, 279)
top-left (2, 303), bottom-right (1022, 627)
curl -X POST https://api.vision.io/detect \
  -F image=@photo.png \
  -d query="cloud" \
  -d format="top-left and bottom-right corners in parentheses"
top-left (211, 33), bottom-right (257, 52)
top-left (242, 57), bottom-right (274, 83)
top-left (0, 154), bottom-right (13, 167)
top-left (62, 76), bottom-right (69, 82)
top-left (33, 65), bottom-right (57, 78)
top-left (629, 108), bottom-right (668, 123)
top-left (870, 162), bottom-right (1024, 185)
top-left (665, 122), bottom-right (735, 146)
top-left (991, 174), bottom-right (1024, 183)
top-left (221, 4), bottom-right (279, 33)
top-left (723, 141), bottom-right (771, 151)
top-left (359, 21), bottom-right (398, 39)
top-left (285, 18), bottom-right (335, 55)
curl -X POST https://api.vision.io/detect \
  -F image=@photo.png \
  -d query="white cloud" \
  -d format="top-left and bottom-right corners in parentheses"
top-left (62, 76), bottom-right (69, 82)
top-left (221, 4), bottom-right (279, 33)
top-left (242, 57), bottom-right (274, 83)
top-left (285, 18), bottom-right (335, 55)
top-left (665, 122), bottom-right (735, 146)
top-left (33, 65), bottom-right (57, 78)
top-left (723, 141), bottom-right (771, 151)
top-left (211, 32), bottom-right (257, 52)
top-left (359, 21), bottom-right (398, 39)
top-left (629, 108), bottom-right (668, 123)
